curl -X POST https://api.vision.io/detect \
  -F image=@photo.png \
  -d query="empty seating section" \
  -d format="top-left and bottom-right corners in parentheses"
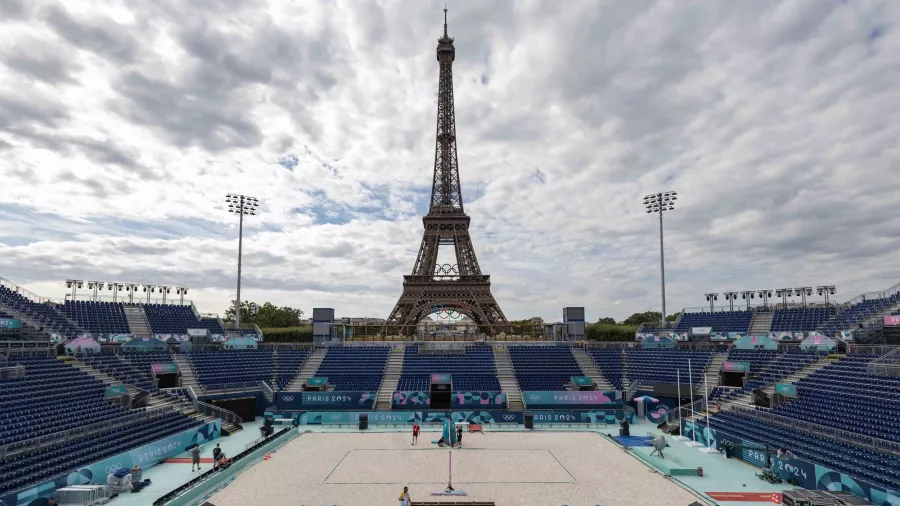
top-left (509, 346), bottom-right (581, 391)
top-left (726, 349), bottom-right (777, 375)
top-left (63, 301), bottom-right (130, 334)
top-left (397, 344), bottom-right (500, 391)
top-left (0, 356), bottom-right (132, 447)
top-left (0, 410), bottom-right (200, 495)
top-left (674, 310), bottom-right (753, 333)
top-left (821, 294), bottom-right (900, 335)
top-left (188, 350), bottom-right (274, 390)
top-left (0, 286), bottom-right (79, 337)
top-left (770, 307), bottom-right (836, 332)
top-left (274, 349), bottom-right (311, 389)
top-left (143, 304), bottom-right (206, 334)
top-left (315, 347), bottom-right (389, 391)
top-left (80, 353), bottom-right (157, 392)
top-left (742, 349), bottom-right (823, 391)
top-left (776, 354), bottom-right (900, 443)
top-left (198, 317), bottom-right (226, 334)
top-left (587, 348), bottom-right (624, 389)
top-left (625, 349), bottom-right (712, 386)
top-left (708, 411), bottom-right (899, 492)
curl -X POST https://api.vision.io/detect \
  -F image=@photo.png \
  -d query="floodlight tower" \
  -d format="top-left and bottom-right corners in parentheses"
top-left (723, 292), bottom-right (739, 311)
top-left (775, 288), bottom-right (793, 309)
top-left (794, 287), bottom-right (813, 307)
top-left (704, 293), bottom-right (718, 312)
top-left (86, 281), bottom-right (104, 301)
top-left (226, 194), bottom-right (259, 331)
top-left (65, 279), bottom-right (84, 300)
top-left (740, 290), bottom-right (755, 310)
top-left (817, 285), bottom-right (836, 305)
top-left (644, 191), bottom-right (677, 327)
top-left (175, 287), bottom-right (188, 305)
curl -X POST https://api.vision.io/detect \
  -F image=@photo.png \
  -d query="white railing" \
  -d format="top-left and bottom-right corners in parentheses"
top-left (866, 347), bottom-right (900, 376)
top-left (675, 398), bottom-right (708, 420)
top-left (261, 380), bottom-right (274, 402)
top-left (0, 406), bottom-right (174, 460)
top-left (729, 405), bottom-right (900, 457)
top-left (187, 386), bottom-right (243, 426)
top-left (625, 380), bottom-right (639, 400)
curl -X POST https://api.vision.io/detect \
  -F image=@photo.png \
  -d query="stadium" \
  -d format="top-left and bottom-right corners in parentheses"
top-left (2, 3), bottom-right (900, 506)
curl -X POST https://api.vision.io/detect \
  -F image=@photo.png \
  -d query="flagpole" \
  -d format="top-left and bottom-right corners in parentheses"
top-left (674, 368), bottom-right (688, 440)
top-left (686, 358), bottom-right (702, 446)
top-left (699, 371), bottom-right (718, 453)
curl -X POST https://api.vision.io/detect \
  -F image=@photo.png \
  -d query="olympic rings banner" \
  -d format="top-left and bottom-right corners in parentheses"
top-left (453, 391), bottom-right (506, 407)
top-left (431, 300), bottom-right (468, 319)
top-left (392, 391), bottom-right (430, 408)
top-left (276, 391), bottom-right (376, 410)
top-left (523, 390), bottom-right (622, 409)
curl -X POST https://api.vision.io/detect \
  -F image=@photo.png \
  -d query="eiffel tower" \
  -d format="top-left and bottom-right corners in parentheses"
top-left (385, 9), bottom-right (510, 337)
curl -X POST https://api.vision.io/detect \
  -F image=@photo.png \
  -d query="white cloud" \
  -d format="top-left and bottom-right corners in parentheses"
top-left (1, 0), bottom-right (899, 322)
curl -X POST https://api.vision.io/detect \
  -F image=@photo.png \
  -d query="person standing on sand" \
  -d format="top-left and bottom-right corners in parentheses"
top-left (412, 422), bottom-right (420, 445)
top-left (399, 486), bottom-right (411, 506)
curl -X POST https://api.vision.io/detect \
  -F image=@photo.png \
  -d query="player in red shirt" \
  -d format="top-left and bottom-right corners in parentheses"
top-left (411, 422), bottom-right (420, 445)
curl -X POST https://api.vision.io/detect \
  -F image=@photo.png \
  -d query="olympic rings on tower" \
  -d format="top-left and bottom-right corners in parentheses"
top-left (431, 302), bottom-right (467, 319)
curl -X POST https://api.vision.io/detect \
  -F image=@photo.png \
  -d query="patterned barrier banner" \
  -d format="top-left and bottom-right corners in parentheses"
top-left (528, 410), bottom-right (635, 424)
top-left (430, 373), bottom-right (452, 383)
top-left (769, 331), bottom-right (798, 342)
top-left (452, 391), bottom-right (506, 407)
top-left (392, 391), bottom-right (430, 408)
top-left (710, 332), bottom-right (729, 341)
top-left (722, 361), bottom-right (750, 373)
top-left (306, 377), bottom-right (328, 387)
top-left (727, 332), bottom-right (745, 340)
top-left (645, 404), bottom-right (669, 423)
top-left (839, 330), bottom-right (854, 341)
top-left (673, 332), bottom-right (690, 341)
top-left (0, 420), bottom-right (220, 506)
top-left (775, 383), bottom-right (797, 397)
top-left (884, 315), bottom-right (900, 326)
top-left (151, 363), bottom-right (178, 375)
top-left (0, 317), bottom-right (21, 329)
top-left (524, 390), bottom-right (622, 409)
top-left (300, 391), bottom-right (375, 410)
top-left (289, 410), bottom-right (524, 425)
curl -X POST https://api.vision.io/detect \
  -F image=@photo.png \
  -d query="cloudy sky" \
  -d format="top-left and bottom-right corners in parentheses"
top-left (1, 0), bottom-right (898, 322)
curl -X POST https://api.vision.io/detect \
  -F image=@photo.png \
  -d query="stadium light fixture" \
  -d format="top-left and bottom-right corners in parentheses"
top-left (723, 292), bottom-right (738, 312)
top-left (108, 282), bottom-right (124, 302)
top-left (65, 279), bottom-right (84, 300)
top-left (794, 287), bottom-right (813, 307)
top-left (175, 287), bottom-right (188, 305)
top-left (125, 283), bottom-right (139, 304)
top-left (643, 191), bottom-right (677, 327)
top-left (143, 285), bottom-right (156, 304)
top-left (775, 288), bottom-right (793, 309)
top-left (816, 285), bottom-right (836, 305)
top-left (757, 290), bottom-right (773, 309)
top-left (226, 193), bottom-right (259, 330)
top-left (86, 281), bottom-right (104, 302)
top-left (159, 286), bottom-right (171, 304)
top-left (740, 290), bottom-right (755, 311)
top-left (704, 293), bottom-right (718, 312)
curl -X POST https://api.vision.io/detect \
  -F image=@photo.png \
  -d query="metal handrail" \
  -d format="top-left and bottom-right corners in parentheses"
top-left (0, 406), bottom-right (174, 460)
top-left (186, 386), bottom-right (243, 426)
top-left (866, 347), bottom-right (900, 377)
top-left (261, 380), bottom-right (274, 402)
top-left (727, 404), bottom-right (900, 457)
top-left (0, 364), bottom-right (25, 380)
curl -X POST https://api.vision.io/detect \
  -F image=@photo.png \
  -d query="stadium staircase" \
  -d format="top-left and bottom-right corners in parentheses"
top-left (124, 305), bottom-right (152, 338)
top-left (760, 354), bottom-right (839, 397)
top-left (374, 346), bottom-right (405, 411)
top-left (748, 310), bottom-right (774, 335)
top-left (570, 347), bottom-right (613, 390)
top-left (173, 354), bottom-right (204, 394)
top-left (285, 348), bottom-right (326, 391)
top-left (703, 352), bottom-right (727, 389)
top-left (65, 356), bottom-right (229, 430)
top-left (493, 347), bottom-right (524, 411)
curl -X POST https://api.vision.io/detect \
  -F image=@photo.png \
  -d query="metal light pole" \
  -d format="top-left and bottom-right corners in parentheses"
top-left (740, 290), bottom-right (755, 311)
top-left (644, 191), bottom-right (677, 328)
top-left (226, 194), bottom-right (259, 331)
top-left (817, 285), bottom-right (836, 305)
top-left (757, 290), bottom-right (773, 310)
top-left (724, 292), bottom-right (738, 312)
top-left (704, 293), bottom-right (718, 312)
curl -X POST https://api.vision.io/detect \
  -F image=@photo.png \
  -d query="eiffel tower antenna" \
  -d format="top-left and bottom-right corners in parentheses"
top-left (385, 9), bottom-right (510, 337)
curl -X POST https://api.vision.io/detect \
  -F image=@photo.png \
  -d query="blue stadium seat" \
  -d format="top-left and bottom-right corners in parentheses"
top-left (398, 344), bottom-right (499, 391)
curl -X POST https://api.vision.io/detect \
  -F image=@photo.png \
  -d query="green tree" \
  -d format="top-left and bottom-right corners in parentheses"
top-left (224, 300), bottom-right (305, 328)
top-left (597, 317), bottom-right (616, 325)
top-left (623, 311), bottom-right (662, 326)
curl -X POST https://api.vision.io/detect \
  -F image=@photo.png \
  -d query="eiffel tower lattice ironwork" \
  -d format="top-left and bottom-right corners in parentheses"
top-left (385, 9), bottom-right (510, 337)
